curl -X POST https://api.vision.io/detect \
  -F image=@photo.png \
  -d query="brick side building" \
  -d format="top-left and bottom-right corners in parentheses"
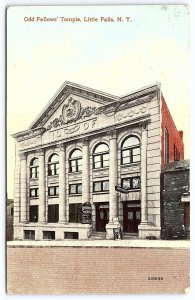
top-left (161, 95), bottom-right (184, 167)
top-left (12, 81), bottom-right (184, 240)
top-left (161, 160), bottom-right (190, 240)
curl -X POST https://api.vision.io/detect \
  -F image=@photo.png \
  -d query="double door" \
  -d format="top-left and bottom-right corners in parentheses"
top-left (123, 201), bottom-right (141, 233)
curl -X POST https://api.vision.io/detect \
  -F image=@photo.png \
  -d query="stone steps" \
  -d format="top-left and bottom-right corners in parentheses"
top-left (89, 232), bottom-right (106, 240)
top-left (122, 233), bottom-right (139, 240)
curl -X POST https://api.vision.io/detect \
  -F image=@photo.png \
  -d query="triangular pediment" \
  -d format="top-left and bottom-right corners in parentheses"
top-left (29, 81), bottom-right (118, 130)
top-left (12, 82), bottom-right (160, 145)
top-left (43, 92), bottom-right (110, 131)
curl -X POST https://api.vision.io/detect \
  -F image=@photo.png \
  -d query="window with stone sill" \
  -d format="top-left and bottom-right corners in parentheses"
top-left (93, 180), bottom-right (109, 192)
top-left (48, 186), bottom-right (59, 197)
top-left (69, 149), bottom-right (82, 172)
top-left (121, 177), bottom-right (141, 190)
top-left (93, 143), bottom-right (109, 169)
top-left (30, 158), bottom-right (39, 179)
top-left (29, 188), bottom-right (39, 198)
top-left (121, 136), bottom-right (140, 165)
top-left (69, 183), bottom-right (82, 195)
top-left (48, 154), bottom-right (59, 176)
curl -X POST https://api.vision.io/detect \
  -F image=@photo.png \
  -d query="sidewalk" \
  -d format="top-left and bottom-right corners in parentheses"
top-left (7, 239), bottom-right (190, 248)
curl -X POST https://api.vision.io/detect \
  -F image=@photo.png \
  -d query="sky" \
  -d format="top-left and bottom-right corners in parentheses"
top-left (7, 5), bottom-right (190, 198)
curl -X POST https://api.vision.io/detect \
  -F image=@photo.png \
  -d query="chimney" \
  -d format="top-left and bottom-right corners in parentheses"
top-left (178, 130), bottom-right (183, 140)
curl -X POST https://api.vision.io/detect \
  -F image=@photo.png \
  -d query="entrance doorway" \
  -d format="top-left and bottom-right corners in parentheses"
top-left (123, 201), bottom-right (141, 233)
top-left (96, 202), bottom-right (109, 232)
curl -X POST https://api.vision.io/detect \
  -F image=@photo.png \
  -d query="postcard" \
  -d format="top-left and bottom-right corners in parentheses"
top-left (6, 5), bottom-right (190, 294)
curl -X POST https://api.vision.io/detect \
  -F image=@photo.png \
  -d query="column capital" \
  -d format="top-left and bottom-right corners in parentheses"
top-left (19, 152), bottom-right (26, 160)
top-left (107, 127), bottom-right (117, 139)
top-left (139, 120), bottom-right (148, 131)
top-left (82, 137), bottom-right (89, 146)
top-left (36, 148), bottom-right (45, 156)
top-left (58, 143), bottom-right (65, 151)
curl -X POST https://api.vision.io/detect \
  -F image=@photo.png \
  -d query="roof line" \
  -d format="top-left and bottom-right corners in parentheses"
top-left (120, 82), bottom-right (161, 99)
top-left (28, 81), bottom-right (119, 130)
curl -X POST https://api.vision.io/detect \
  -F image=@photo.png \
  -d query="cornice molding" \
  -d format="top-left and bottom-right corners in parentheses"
top-left (12, 127), bottom-right (45, 141)
top-left (20, 114), bottom-right (151, 153)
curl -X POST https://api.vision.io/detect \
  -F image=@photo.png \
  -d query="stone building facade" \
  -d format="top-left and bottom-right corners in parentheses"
top-left (161, 160), bottom-right (190, 240)
top-left (12, 81), bottom-right (184, 240)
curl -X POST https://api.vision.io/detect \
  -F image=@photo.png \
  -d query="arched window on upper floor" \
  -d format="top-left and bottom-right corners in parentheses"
top-left (93, 143), bottom-right (109, 169)
top-left (69, 149), bottom-right (82, 172)
top-left (48, 154), bottom-right (59, 176)
top-left (30, 158), bottom-right (39, 179)
top-left (121, 136), bottom-right (140, 165)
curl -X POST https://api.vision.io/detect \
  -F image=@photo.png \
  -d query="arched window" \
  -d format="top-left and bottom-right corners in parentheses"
top-left (30, 158), bottom-right (39, 179)
top-left (121, 136), bottom-right (140, 165)
top-left (69, 149), bottom-right (82, 172)
top-left (48, 154), bottom-right (59, 176)
top-left (93, 143), bottom-right (109, 169)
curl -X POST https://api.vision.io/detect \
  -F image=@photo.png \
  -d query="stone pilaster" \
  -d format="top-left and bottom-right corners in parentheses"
top-left (38, 149), bottom-right (46, 223)
top-left (108, 130), bottom-right (118, 222)
top-left (140, 121), bottom-right (148, 225)
top-left (13, 145), bottom-right (20, 226)
top-left (82, 138), bottom-right (90, 204)
top-left (59, 143), bottom-right (66, 223)
top-left (20, 152), bottom-right (28, 223)
top-left (106, 129), bottom-right (120, 239)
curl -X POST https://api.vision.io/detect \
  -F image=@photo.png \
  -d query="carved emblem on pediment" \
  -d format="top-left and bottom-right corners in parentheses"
top-left (62, 97), bottom-right (81, 124)
top-left (46, 97), bottom-right (106, 131)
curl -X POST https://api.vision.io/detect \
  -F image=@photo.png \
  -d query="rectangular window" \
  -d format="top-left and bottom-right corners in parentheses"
top-left (122, 178), bottom-right (131, 189)
top-left (48, 163), bottom-right (59, 176)
top-left (174, 144), bottom-right (180, 161)
top-left (48, 186), bottom-right (59, 196)
top-left (164, 128), bottom-right (169, 164)
top-left (69, 183), bottom-right (82, 194)
top-left (29, 188), bottom-right (39, 198)
top-left (64, 232), bottom-right (79, 239)
top-left (121, 177), bottom-right (141, 190)
top-left (132, 147), bottom-right (141, 162)
top-left (29, 205), bottom-right (38, 222)
top-left (48, 204), bottom-right (59, 223)
top-left (121, 147), bottom-right (141, 165)
top-left (24, 230), bottom-right (35, 240)
top-left (30, 167), bottom-right (39, 179)
top-left (77, 159), bottom-right (82, 171)
top-left (69, 204), bottom-right (82, 223)
top-left (43, 231), bottom-right (55, 240)
top-left (93, 153), bottom-right (109, 169)
top-left (93, 180), bottom-right (109, 192)
top-left (69, 158), bottom-right (82, 172)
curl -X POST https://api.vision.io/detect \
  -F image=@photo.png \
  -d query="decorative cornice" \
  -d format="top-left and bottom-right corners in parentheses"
top-left (19, 115), bottom-right (151, 154)
top-left (12, 127), bottom-right (45, 141)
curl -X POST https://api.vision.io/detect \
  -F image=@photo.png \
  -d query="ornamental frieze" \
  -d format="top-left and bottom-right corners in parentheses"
top-left (46, 97), bottom-right (105, 131)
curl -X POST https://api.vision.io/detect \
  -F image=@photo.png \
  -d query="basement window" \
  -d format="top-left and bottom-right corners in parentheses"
top-left (43, 231), bottom-right (55, 240)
